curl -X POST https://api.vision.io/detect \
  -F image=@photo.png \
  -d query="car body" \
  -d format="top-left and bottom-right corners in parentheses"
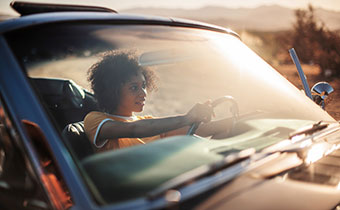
top-left (1, 2), bottom-right (340, 210)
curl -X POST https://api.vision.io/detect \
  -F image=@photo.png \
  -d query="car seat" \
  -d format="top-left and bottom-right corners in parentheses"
top-left (32, 78), bottom-right (97, 160)
top-left (32, 78), bottom-right (98, 129)
top-left (62, 121), bottom-right (94, 160)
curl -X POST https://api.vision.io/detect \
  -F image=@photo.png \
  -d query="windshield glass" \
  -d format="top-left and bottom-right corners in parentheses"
top-left (6, 22), bottom-right (335, 205)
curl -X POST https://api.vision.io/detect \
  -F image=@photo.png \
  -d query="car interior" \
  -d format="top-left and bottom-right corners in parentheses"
top-left (31, 78), bottom-right (98, 160)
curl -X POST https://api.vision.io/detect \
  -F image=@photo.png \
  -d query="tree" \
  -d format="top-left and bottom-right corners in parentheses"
top-left (292, 5), bottom-right (340, 77)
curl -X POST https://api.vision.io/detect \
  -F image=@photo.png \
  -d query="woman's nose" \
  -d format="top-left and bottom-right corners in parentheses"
top-left (139, 87), bottom-right (147, 97)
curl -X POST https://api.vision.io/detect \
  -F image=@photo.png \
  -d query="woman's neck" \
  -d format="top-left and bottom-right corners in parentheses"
top-left (110, 110), bottom-right (133, 117)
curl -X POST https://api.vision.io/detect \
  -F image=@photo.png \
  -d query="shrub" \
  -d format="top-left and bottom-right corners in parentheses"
top-left (291, 5), bottom-right (340, 77)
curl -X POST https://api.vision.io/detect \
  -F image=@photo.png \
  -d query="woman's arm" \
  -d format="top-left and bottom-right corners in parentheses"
top-left (100, 115), bottom-right (189, 139)
top-left (97, 101), bottom-right (213, 143)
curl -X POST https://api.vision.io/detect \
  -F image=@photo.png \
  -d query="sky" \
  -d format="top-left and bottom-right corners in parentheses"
top-left (1, 0), bottom-right (340, 15)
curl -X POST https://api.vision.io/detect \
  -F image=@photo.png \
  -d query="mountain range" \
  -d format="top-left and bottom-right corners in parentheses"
top-left (122, 5), bottom-right (340, 31)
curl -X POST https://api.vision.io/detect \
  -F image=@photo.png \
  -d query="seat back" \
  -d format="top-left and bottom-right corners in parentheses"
top-left (32, 78), bottom-right (98, 129)
top-left (62, 121), bottom-right (94, 160)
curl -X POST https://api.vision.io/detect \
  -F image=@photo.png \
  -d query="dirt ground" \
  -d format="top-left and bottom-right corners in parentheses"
top-left (275, 64), bottom-right (340, 121)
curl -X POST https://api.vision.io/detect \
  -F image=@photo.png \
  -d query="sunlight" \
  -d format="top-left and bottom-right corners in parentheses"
top-left (208, 33), bottom-right (253, 68)
top-left (203, 31), bottom-right (318, 117)
top-left (305, 144), bottom-right (326, 164)
top-left (291, 134), bottom-right (306, 143)
top-left (207, 31), bottom-right (288, 87)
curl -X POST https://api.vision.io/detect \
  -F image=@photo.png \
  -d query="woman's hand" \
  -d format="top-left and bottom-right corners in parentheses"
top-left (185, 101), bottom-right (214, 124)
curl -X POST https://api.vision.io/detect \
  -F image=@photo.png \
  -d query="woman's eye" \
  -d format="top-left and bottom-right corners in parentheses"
top-left (130, 86), bottom-right (138, 91)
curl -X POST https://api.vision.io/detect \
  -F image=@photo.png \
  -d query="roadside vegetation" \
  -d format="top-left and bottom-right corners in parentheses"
top-left (241, 4), bottom-right (340, 79)
top-left (239, 5), bottom-right (340, 120)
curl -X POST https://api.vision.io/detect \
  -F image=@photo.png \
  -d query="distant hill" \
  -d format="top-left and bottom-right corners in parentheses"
top-left (0, 14), bottom-right (17, 21)
top-left (122, 5), bottom-right (340, 31)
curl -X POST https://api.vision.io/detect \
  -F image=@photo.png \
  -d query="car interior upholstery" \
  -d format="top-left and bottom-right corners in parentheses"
top-left (31, 78), bottom-right (97, 160)
top-left (62, 121), bottom-right (95, 160)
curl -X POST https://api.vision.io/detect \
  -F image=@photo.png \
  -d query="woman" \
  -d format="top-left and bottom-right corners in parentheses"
top-left (84, 50), bottom-right (230, 153)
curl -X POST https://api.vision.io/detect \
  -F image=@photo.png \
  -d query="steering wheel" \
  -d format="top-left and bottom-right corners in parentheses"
top-left (186, 96), bottom-right (239, 135)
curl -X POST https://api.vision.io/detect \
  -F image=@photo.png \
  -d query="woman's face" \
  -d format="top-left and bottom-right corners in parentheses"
top-left (115, 71), bottom-right (147, 116)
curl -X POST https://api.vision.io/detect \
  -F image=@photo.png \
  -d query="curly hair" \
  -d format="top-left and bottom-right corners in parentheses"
top-left (88, 50), bottom-right (157, 114)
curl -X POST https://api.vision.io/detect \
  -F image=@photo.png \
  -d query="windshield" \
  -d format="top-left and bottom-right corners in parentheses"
top-left (6, 22), bottom-right (335, 205)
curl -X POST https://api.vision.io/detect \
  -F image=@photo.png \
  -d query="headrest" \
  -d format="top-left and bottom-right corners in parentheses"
top-left (32, 78), bottom-right (86, 109)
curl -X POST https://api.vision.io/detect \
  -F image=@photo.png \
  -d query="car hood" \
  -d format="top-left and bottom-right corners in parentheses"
top-left (81, 135), bottom-right (223, 203)
top-left (80, 118), bottom-right (325, 204)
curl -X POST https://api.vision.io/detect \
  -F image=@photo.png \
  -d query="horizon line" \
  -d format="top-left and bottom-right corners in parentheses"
top-left (1, 2), bottom-right (340, 16)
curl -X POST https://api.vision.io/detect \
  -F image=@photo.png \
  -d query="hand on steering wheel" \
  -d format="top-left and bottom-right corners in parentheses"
top-left (187, 96), bottom-right (239, 135)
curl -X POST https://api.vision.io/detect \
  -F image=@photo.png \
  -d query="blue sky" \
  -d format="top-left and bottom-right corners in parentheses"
top-left (1, 0), bottom-right (340, 15)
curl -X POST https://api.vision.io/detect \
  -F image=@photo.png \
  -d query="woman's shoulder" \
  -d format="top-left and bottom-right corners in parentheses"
top-left (83, 111), bottom-right (109, 126)
top-left (84, 111), bottom-right (106, 120)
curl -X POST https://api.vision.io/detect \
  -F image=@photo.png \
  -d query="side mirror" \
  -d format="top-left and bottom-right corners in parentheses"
top-left (311, 82), bottom-right (334, 110)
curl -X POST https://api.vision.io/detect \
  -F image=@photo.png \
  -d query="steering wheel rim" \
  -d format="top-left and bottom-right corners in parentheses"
top-left (186, 96), bottom-right (239, 135)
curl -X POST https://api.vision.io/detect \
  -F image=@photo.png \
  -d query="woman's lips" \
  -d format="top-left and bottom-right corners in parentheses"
top-left (136, 101), bottom-right (145, 105)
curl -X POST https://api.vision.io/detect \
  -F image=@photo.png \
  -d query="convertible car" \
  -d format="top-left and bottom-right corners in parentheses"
top-left (1, 1), bottom-right (340, 210)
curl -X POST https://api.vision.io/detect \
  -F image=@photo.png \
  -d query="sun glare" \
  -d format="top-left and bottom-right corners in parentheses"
top-left (305, 144), bottom-right (327, 164)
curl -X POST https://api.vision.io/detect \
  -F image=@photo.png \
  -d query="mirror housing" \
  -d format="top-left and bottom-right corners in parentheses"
top-left (311, 82), bottom-right (334, 109)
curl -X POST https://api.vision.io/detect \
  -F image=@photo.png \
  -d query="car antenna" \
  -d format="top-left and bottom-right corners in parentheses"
top-left (289, 48), bottom-right (313, 100)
